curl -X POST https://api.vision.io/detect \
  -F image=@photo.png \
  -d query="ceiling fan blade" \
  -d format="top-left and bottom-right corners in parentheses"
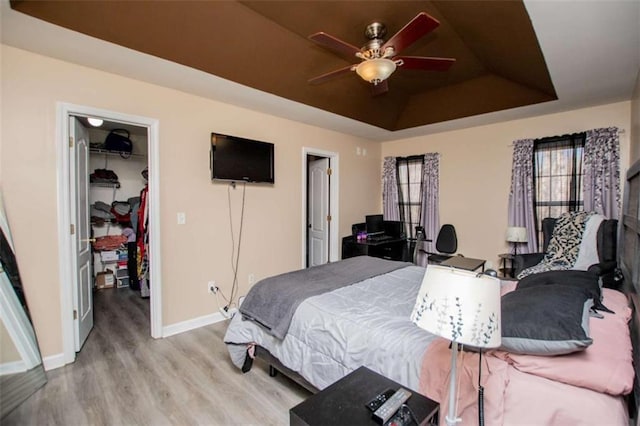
top-left (371, 79), bottom-right (389, 97)
top-left (308, 64), bottom-right (354, 85)
top-left (309, 32), bottom-right (361, 59)
top-left (396, 56), bottom-right (455, 71)
top-left (382, 12), bottom-right (440, 56)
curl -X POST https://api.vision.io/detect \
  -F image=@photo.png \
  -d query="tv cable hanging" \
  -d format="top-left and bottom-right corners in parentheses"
top-left (220, 181), bottom-right (246, 314)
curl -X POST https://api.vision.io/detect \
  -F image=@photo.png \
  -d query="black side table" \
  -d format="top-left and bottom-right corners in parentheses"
top-left (498, 253), bottom-right (515, 278)
top-left (290, 366), bottom-right (439, 426)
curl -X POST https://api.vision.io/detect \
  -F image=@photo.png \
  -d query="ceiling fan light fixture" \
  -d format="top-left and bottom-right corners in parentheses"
top-left (355, 58), bottom-right (396, 85)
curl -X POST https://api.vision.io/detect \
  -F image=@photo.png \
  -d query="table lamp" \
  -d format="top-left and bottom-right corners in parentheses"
top-left (411, 265), bottom-right (501, 426)
top-left (505, 226), bottom-right (527, 256)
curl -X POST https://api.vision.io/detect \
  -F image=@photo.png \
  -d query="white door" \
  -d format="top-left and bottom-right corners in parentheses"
top-left (308, 158), bottom-right (330, 266)
top-left (69, 117), bottom-right (93, 351)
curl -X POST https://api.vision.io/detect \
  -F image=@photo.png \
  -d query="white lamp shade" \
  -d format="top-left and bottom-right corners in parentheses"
top-left (355, 58), bottom-right (397, 83)
top-left (505, 226), bottom-right (528, 243)
top-left (411, 265), bottom-right (501, 348)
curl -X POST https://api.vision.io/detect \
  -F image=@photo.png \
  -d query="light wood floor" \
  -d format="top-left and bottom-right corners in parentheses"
top-left (3, 287), bottom-right (308, 425)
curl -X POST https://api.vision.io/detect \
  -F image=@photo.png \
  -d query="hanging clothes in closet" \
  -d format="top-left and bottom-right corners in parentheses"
top-left (137, 167), bottom-right (150, 298)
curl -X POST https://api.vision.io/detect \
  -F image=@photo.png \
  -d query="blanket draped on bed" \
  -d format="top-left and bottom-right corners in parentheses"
top-left (517, 211), bottom-right (594, 279)
top-left (239, 256), bottom-right (411, 339)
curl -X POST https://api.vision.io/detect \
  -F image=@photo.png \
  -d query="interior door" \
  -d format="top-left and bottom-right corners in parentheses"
top-left (69, 117), bottom-right (93, 351)
top-left (308, 157), bottom-right (330, 267)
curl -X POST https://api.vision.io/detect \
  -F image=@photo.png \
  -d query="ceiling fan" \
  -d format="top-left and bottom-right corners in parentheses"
top-left (308, 12), bottom-right (455, 95)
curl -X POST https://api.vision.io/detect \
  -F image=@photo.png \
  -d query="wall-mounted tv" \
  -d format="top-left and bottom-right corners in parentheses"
top-left (210, 133), bottom-right (275, 184)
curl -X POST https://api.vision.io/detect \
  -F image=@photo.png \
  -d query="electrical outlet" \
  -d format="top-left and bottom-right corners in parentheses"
top-left (208, 281), bottom-right (218, 294)
top-left (177, 212), bottom-right (186, 225)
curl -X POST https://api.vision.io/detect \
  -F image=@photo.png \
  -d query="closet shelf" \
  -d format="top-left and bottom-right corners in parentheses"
top-left (89, 148), bottom-right (143, 159)
top-left (90, 181), bottom-right (120, 188)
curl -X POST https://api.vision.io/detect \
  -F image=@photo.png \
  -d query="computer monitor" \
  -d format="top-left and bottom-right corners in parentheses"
top-left (365, 214), bottom-right (384, 236)
top-left (383, 220), bottom-right (404, 238)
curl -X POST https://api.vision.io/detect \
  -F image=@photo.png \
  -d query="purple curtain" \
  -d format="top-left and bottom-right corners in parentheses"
top-left (508, 139), bottom-right (538, 253)
top-left (584, 127), bottom-right (620, 219)
top-left (419, 153), bottom-right (440, 255)
top-left (382, 157), bottom-right (400, 220)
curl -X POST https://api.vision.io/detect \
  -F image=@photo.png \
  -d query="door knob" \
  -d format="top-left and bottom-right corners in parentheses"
top-left (81, 238), bottom-right (96, 243)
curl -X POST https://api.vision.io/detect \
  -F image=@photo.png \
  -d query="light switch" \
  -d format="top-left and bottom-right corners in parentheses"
top-left (177, 212), bottom-right (186, 225)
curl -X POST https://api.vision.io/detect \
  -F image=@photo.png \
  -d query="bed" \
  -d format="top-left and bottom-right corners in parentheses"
top-left (224, 160), bottom-right (640, 423)
top-left (225, 257), bottom-right (437, 392)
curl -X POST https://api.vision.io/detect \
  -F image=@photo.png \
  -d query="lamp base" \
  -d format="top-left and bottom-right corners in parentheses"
top-left (446, 341), bottom-right (461, 426)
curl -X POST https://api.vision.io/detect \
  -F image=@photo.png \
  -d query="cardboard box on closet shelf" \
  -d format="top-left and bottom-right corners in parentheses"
top-left (100, 251), bottom-right (118, 262)
top-left (96, 269), bottom-right (115, 289)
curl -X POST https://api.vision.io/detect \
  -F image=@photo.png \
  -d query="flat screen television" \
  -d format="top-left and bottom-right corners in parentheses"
top-left (210, 133), bottom-right (275, 183)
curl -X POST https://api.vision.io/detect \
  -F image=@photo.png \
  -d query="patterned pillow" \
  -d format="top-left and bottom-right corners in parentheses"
top-left (543, 211), bottom-right (594, 266)
top-left (517, 211), bottom-right (594, 279)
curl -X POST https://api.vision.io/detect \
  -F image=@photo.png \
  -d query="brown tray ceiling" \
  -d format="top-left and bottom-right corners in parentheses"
top-left (10, 0), bottom-right (556, 132)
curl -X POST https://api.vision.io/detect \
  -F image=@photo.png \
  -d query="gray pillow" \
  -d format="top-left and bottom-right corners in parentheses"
top-left (500, 285), bottom-right (593, 355)
top-left (516, 270), bottom-right (612, 314)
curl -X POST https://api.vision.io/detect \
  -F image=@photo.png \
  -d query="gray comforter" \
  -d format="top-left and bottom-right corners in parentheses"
top-left (224, 264), bottom-right (437, 392)
top-left (239, 256), bottom-right (411, 339)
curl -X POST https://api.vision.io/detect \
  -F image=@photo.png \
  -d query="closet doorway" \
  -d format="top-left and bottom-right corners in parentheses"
top-left (302, 147), bottom-right (340, 268)
top-left (57, 103), bottom-right (162, 367)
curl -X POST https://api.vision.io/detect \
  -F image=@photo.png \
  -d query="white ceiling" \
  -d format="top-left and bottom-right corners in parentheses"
top-left (1, 0), bottom-right (639, 142)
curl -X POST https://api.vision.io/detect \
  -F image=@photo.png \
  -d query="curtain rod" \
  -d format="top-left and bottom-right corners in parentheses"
top-left (507, 128), bottom-right (626, 146)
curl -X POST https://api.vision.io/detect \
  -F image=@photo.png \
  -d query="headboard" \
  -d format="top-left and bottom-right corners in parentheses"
top-left (620, 159), bottom-right (640, 420)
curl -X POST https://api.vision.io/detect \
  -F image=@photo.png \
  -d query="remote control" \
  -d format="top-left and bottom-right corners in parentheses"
top-left (372, 387), bottom-right (412, 424)
top-left (365, 388), bottom-right (395, 412)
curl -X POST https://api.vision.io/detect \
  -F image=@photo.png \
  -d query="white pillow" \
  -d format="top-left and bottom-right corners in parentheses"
top-left (572, 214), bottom-right (605, 270)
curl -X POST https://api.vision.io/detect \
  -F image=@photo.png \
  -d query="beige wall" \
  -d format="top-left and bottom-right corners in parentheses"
top-left (382, 102), bottom-right (631, 270)
top-left (1, 45), bottom-right (381, 358)
top-left (631, 69), bottom-right (640, 165)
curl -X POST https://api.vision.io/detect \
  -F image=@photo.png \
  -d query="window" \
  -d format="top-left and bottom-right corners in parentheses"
top-left (533, 133), bottom-right (585, 244)
top-left (396, 156), bottom-right (424, 239)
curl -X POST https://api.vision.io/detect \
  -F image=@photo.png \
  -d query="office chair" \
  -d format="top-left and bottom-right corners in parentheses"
top-left (413, 224), bottom-right (458, 265)
top-left (427, 224), bottom-right (458, 264)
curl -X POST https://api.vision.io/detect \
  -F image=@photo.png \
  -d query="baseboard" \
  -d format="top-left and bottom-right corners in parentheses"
top-left (0, 360), bottom-right (27, 376)
top-left (42, 352), bottom-right (66, 371)
top-left (162, 308), bottom-right (237, 338)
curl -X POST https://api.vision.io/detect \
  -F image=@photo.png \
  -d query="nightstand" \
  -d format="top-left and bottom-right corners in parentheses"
top-left (498, 253), bottom-right (515, 278)
top-left (290, 366), bottom-right (439, 426)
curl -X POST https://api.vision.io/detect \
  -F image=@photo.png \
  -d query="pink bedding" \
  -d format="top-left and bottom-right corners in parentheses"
top-left (419, 288), bottom-right (634, 425)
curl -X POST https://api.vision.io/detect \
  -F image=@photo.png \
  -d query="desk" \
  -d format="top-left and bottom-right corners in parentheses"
top-left (290, 366), bottom-right (439, 426)
top-left (440, 256), bottom-right (486, 272)
top-left (342, 236), bottom-right (408, 261)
